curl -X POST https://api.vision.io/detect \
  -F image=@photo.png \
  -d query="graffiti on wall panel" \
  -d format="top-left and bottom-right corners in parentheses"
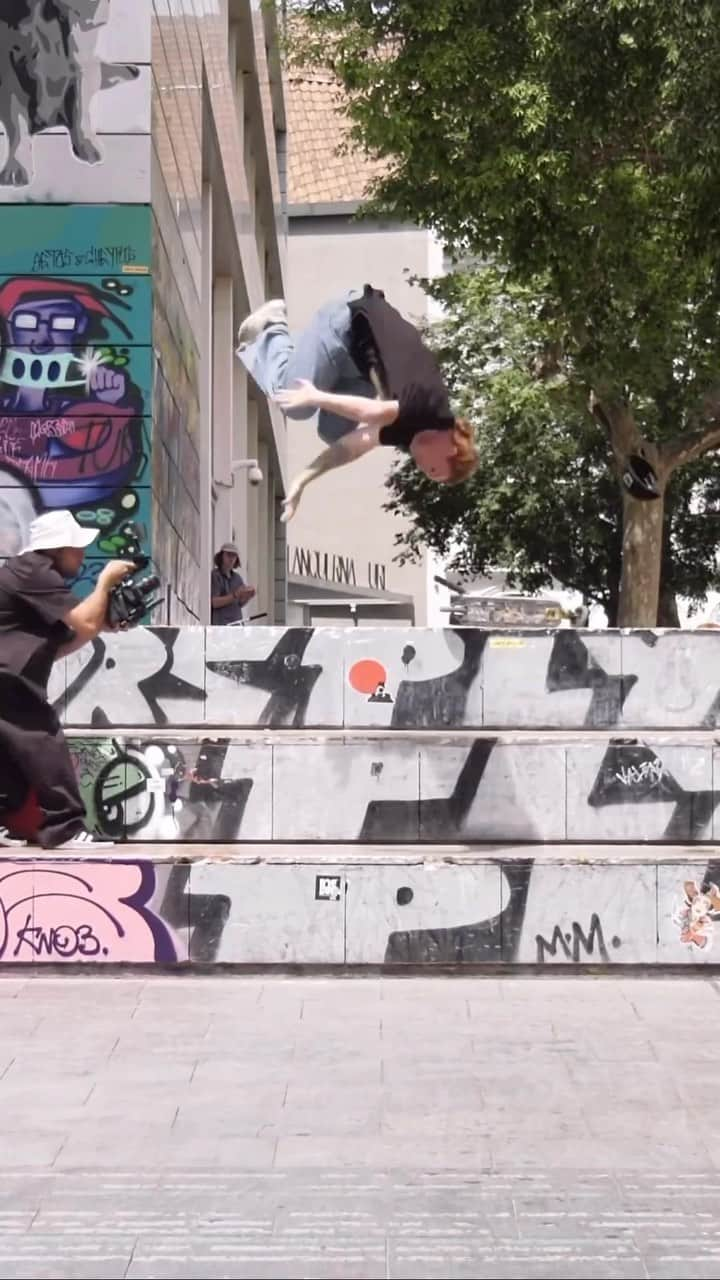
top-left (0, 861), bottom-right (179, 963)
top-left (535, 915), bottom-right (621, 964)
top-left (384, 861), bottom-right (534, 964)
top-left (58, 629), bottom-right (206, 727)
top-left (0, 860), bottom-right (235, 964)
top-left (587, 741), bottom-right (720, 841)
top-left (40, 624), bottom-right (720, 732)
top-left (0, 0), bottom-right (140, 188)
top-left (61, 734), bottom-right (264, 845)
top-left (0, 207), bottom-right (152, 567)
top-left (545, 630), bottom-right (636, 727)
top-left (206, 630), bottom-right (324, 728)
top-left (391, 631), bottom-right (487, 729)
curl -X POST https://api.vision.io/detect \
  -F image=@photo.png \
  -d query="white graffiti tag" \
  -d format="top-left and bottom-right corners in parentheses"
top-left (615, 759), bottom-right (664, 788)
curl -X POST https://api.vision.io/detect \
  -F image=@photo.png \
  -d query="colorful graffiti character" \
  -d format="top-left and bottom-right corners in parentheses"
top-left (673, 880), bottom-right (720, 950)
top-left (0, 276), bottom-right (144, 519)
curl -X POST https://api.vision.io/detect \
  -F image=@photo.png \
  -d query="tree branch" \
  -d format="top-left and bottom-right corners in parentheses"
top-left (663, 386), bottom-right (720, 469)
top-left (663, 422), bottom-right (720, 470)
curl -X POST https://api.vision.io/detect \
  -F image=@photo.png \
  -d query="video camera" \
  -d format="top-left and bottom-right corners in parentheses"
top-left (106, 522), bottom-right (163, 629)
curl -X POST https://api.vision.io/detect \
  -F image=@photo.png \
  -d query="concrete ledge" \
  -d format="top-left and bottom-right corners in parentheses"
top-left (48, 625), bottom-right (720, 731)
top-left (3, 729), bottom-right (715, 845)
top-left (0, 845), bottom-right (717, 967)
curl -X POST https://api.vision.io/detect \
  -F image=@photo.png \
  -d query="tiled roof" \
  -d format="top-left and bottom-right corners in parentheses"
top-left (286, 69), bottom-right (386, 205)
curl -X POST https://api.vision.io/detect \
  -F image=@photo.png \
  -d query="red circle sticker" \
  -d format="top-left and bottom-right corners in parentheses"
top-left (348, 659), bottom-right (387, 695)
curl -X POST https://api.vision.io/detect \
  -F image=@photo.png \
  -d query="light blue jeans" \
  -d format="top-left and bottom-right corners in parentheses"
top-left (237, 293), bottom-right (375, 443)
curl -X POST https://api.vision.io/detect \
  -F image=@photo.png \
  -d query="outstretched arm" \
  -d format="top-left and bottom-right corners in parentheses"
top-left (275, 378), bottom-right (398, 428)
top-left (281, 424), bottom-right (380, 522)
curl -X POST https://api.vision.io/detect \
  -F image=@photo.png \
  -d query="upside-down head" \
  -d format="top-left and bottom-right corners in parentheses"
top-left (409, 418), bottom-right (478, 485)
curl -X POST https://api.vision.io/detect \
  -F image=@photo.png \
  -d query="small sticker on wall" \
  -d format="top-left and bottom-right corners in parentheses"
top-left (489, 637), bottom-right (526, 648)
top-left (368, 682), bottom-right (393, 704)
top-left (122, 264), bottom-right (150, 274)
top-left (315, 875), bottom-right (342, 901)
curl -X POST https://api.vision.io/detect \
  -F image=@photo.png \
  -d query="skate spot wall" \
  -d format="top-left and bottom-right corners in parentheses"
top-left (48, 625), bottom-right (720, 730)
top-left (1, 730), bottom-right (713, 845)
top-left (0, 854), bottom-right (717, 967)
top-left (2, 624), bottom-right (720, 968)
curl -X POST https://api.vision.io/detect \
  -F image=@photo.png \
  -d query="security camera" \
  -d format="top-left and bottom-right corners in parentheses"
top-left (231, 458), bottom-right (263, 486)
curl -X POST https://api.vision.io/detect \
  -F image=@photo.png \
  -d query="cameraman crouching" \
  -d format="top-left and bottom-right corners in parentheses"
top-left (0, 510), bottom-right (133, 851)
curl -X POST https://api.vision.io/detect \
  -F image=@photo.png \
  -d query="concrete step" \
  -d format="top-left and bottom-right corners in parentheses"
top-left (30, 727), bottom-right (720, 845)
top-left (0, 843), bottom-right (717, 968)
top-left (49, 624), bottom-right (720, 732)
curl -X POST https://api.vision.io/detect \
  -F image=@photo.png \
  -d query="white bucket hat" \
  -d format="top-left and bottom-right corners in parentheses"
top-left (21, 510), bottom-right (99, 554)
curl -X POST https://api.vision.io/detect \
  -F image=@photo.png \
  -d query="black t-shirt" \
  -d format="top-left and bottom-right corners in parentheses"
top-left (348, 285), bottom-right (454, 450)
top-left (0, 552), bottom-right (76, 697)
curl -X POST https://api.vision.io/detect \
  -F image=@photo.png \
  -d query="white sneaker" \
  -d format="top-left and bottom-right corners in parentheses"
top-left (0, 826), bottom-right (26, 848)
top-left (236, 299), bottom-right (286, 349)
top-left (54, 830), bottom-right (115, 851)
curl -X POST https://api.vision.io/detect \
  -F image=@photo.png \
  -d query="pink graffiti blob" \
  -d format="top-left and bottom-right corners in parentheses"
top-left (0, 862), bottom-right (179, 964)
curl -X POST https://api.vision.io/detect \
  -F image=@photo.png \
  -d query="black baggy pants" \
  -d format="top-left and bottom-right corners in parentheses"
top-left (0, 674), bottom-right (85, 848)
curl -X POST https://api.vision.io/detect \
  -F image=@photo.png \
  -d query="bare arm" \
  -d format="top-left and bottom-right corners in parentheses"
top-left (314, 389), bottom-right (398, 427)
top-left (55, 560), bottom-right (135, 658)
top-left (281, 425), bottom-right (380, 522)
top-left (274, 378), bottom-right (399, 428)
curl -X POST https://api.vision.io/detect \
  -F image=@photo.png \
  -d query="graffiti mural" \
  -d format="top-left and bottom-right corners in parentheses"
top-left (0, 206), bottom-right (152, 572)
top-left (0, 852), bottom-right (713, 967)
top-left (0, 0), bottom-right (149, 201)
top-left (369, 863), bottom-right (657, 967)
top-left (0, 860), bottom-right (239, 964)
top-left (580, 740), bottom-right (719, 842)
top-left (5, 727), bottom-right (718, 846)
top-left (58, 627), bottom-right (206, 726)
top-left (43, 625), bottom-right (720, 731)
top-left (378, 862), bottom-right (533, 965)
top-left (0, 861), bottom-right (179, 962)
top-left (206, 628), bottom-right (330, 727)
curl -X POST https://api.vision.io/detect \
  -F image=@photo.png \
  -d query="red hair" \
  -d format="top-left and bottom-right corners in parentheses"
top-left (446, 418), bottom-right (478, 485)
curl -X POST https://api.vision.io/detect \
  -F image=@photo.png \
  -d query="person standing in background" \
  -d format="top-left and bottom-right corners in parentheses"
top-left (211, 543), bottom-right (256, 625)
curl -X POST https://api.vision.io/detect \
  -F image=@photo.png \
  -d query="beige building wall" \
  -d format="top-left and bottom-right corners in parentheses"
top-left (153, 0), bottom-right (288, 623)
top-left (286, 216), bottom-right (438, 623)
top-left (283, 62), bottom-right (445, 627)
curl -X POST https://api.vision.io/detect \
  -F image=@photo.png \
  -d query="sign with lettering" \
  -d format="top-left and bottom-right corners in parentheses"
top-left (288, 546), bottom-right (386, 591)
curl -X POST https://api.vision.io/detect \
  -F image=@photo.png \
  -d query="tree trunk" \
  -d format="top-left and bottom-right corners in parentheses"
top-left (657, 586), bottom-right (680, 628)
top-left (617, 493), bottom-right (665, 626)
top-left (657, 512), bottom-right (680, 628)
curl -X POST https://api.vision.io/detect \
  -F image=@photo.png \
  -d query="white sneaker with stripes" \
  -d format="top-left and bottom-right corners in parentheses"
top-left (0, 826), bottom-right (26, 848)
top-left (55, 831), bottom-right (115, 851)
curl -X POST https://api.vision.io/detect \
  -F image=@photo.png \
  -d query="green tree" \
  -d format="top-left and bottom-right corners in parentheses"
top-left (288, 0), bottom-right (720, 624)
top-left (385, 269), bottom-right (720, 625)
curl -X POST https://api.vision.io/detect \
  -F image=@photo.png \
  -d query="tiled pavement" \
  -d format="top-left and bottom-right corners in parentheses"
top-left (1, 973), bottom-right (720, 1279)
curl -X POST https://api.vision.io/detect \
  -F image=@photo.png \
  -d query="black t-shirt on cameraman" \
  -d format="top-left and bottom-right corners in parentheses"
top-left (0, 552), bottom-right (76, 698)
